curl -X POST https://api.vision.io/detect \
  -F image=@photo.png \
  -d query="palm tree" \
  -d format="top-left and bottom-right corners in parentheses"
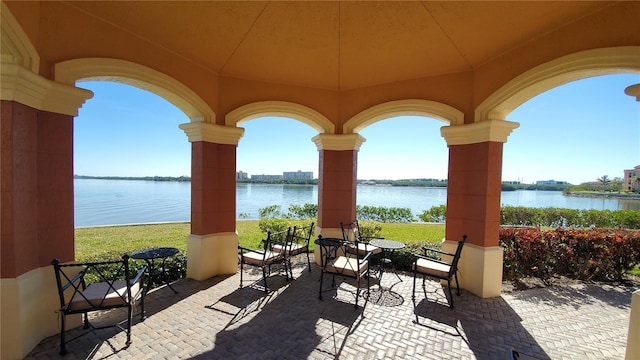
top-left (597, 175), bottom-right (610, 192)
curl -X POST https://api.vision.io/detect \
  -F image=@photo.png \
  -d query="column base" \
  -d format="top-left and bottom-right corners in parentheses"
top-left (1, 266), bottom-right (64, 359)
top-left (447, 241), bottom-right (503, 298)
top-left (186, 232), bottom-right (239, 280)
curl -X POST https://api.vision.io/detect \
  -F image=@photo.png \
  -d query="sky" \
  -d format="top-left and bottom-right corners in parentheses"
top-left (74, 73), bottom-right (640, 185)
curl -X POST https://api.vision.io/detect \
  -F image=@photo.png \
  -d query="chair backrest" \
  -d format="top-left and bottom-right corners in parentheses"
top-left (51, 255), bottom-right (142, 313)
top-left (340, 221), bottom-right (360, 242)
top-left (265, 228), bottom-right (292, 257)
top-left (292, 222), bottom-right (314, 246)
top-left (448, 235), bottom-right (467, 276)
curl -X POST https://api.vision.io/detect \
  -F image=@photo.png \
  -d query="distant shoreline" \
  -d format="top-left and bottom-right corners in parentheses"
top-left (565, 191), bottom-right (640, 200)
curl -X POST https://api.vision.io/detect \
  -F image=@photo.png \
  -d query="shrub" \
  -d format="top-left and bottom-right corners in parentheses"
top-left (417, 205), bottom-right (446, 223)
top-left (258, 218), bottom-right (290, 235)
top-left (286, 203), bottom-right (318, 219)
top-left (357, 205), bottom-right (415, 222)
top-left (500, 227), bottom-right (640, 283)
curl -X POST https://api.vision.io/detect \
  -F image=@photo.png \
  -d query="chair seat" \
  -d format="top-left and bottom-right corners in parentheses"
top-left (326, 256), bottom-right (368, 278)
top-left (69, 280), bottom-right (140, 311)
top-left (347, 242), bottom-right (382, 256)
top-left (272, 243), bottom-right (308, 256)
top-left (241, 250), bottom-right (282, 266)
top-left (414, 258), bottom-right (451, 279)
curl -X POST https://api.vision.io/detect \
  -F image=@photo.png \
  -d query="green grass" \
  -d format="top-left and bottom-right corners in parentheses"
top-left (75, 221), bottom-right (446, 261)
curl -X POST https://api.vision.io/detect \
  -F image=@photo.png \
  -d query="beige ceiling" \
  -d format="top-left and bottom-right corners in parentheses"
top-left (57, 1), bottom-right (613, 90)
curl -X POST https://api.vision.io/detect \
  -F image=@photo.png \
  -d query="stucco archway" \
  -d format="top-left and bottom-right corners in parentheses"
top-left (343, 99), bottom-right (464, 134)
top-left (476, 46), bottom-right (640, 122)
top-left (225, 100), bottom-right (335, 134)
top-left (54, 58), bottom-right (216, 123)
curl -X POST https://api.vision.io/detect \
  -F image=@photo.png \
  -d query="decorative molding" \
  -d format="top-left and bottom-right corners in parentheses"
top-left (343, 99), bottom-right (464, 134)
top-left (476, 46), bottom-right (640, 122)
top-left (54, 58), bottom-right (215, 123)
top-left (625, 84), bottom-right (640, 101)
top-left (0, 62), bottom-right (93, 116)
top-left (311, 133), bottom-right (366, 151)
top-left (225, 100), bottom-right (334, 134)
top-left (440, 120), bottom-right (519, 146)
top-left (179, 122), bottom-right (244, 145)
top-left (1, 2), bottom-right (39, 72)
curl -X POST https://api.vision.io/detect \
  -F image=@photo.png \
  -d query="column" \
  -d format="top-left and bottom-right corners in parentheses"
top-left (179, 122), bottom-right (244, 280)
top-left (1, 63), bottom-right (91, 358)
top-left (440, 119), bottom-right (519, 298)
top-left (311, 134), bottom-right (365, 263)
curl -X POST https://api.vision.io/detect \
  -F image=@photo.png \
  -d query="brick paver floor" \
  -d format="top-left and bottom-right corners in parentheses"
top-left (26, 258), bottom-right (634, 359)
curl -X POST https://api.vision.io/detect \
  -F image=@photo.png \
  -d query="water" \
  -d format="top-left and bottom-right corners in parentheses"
top-left (74, 179), bottom-right (640, 227)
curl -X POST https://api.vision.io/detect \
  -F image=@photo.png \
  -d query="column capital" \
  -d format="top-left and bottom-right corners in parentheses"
top-left (311, 133), bottom-right (366, 151)
top-left (625, 84), bottom-right (640, 101)
top-left (179, 122), bottom-right (244, 145)
top-left (0, 62), bottom-right (93, 116)
top-left (440, 120), bottom-right (519, 146)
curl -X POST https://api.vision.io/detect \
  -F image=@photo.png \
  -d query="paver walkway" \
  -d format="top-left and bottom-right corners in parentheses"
top-left (27, 259), bottom-right (634, 359)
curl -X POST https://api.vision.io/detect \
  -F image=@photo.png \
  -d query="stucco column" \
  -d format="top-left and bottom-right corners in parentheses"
top-left (440, 120), bottom-right (519, 298)
top-left (1, 62), bottom-right (91, 358)
top-left (311, 134), bottom-right (365, 263)
top-left (179, 122), bottom-right (244, 280)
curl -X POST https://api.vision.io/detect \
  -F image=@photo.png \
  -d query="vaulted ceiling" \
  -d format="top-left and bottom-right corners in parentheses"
top-left (52, 1), bottom-right (613, 91)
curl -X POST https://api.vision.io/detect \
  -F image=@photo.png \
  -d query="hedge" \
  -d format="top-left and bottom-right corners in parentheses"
top-left (500, 227), bottom-right (640, 284)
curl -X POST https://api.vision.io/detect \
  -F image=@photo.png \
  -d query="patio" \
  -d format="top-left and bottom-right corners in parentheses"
top-left (27, 258), bottom-right (632, 359)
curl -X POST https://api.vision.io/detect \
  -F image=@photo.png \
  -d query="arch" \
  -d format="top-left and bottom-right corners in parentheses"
top-left (225, 101), bottom-right (335, 134)
top-left (54, 58), bottom-right (215, 123)
top-left (476, 46), bottom-right (640, 122)
top-left (343, 99), bottom-right (465, 134)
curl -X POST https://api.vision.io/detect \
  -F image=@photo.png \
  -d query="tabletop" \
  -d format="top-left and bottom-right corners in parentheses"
top-left (130, 247), bottom-right (179, 260)
top-left (369, 239), bottom-right (406, 250)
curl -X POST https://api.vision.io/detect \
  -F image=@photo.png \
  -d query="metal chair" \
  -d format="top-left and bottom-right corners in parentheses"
top-left (238, 228), bottom-right (291, 293)
top-left (51, 255), bottom-right (147, 355)
top-left (287, 222), bottom-right (315, 275)
top-left (318, 235), bottom-right (372, 309)
top-left (412, 235), bottom-right (467, 309)
top-left (340, 220), bottom-right (383, 258)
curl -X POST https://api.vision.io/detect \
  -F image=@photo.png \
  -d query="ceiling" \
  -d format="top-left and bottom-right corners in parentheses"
top-left (59, 1), bottom-right (613, 90)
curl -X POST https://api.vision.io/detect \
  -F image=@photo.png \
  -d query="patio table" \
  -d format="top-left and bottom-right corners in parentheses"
top-left (130, 247), bottom-right (180, 294)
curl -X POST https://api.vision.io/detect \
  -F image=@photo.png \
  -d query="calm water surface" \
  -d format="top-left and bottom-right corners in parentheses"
top-left (74, 179), bottom-right (640, 227)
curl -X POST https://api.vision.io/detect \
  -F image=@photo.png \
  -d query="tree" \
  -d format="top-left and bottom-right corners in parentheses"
top-left (597, 175), bottom-right (610, 192)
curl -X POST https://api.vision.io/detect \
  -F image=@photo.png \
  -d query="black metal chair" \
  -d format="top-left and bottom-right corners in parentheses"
top-left (318, 235), bottom-right (372, 309)
top-left (340, 220), bottom-right (383, 258)
top-left (280, 222), bottom-right (315, 276)
top-left (238, 228), bottom-right (291, 293)
top-left (412, 235), bottom-right (467, 309)
top-left (51, 255), bottom-right (147, 355)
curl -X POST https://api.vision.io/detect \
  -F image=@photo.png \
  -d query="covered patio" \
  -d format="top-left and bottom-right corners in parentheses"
top-left (2, 1), bottom-right (639, 358)
top-left (25, 259), bottom-right (633, 359)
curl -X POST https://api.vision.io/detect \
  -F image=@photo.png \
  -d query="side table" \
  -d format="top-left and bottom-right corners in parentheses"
top-left (130, 247), bottom-right (180, 294)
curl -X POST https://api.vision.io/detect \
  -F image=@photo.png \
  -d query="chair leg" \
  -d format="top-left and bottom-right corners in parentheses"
top-left (319, 271), bottom-right (324, 300)
top-left (447, 278), bottom-right (454, 309)
top-left (306, 252), bottom-right (312, 272)
top-left (262, 266), bottom-right (269, 293)
top-left (239, 261), bottom-right (244, 288)
top-left (412, 270), bottom-right (417, 301)
top-left (59, 314), bottom-right (67, 355)
top-left (126, 304), bottom-right (133, 345)
top-left (454, 272), bottom-right (461, 296)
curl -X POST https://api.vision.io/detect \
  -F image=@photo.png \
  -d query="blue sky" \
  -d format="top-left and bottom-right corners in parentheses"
top-left (74, 73), bottom-right (639, 185)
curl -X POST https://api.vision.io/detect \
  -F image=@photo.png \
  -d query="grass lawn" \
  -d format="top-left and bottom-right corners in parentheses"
top-left (75, 221), bottom-right (445, 261)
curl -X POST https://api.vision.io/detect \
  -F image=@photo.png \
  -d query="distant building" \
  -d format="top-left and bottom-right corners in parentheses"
top-left (536, 180), bottom-right (569, 185)
top-left (503, 181), bottom-right (521, 185)
top-left (236, 171), bottom-right (248, 180)
top-left (623, 165), bottom-right (640, 192)
top-left (251, 174), bottom-right (283, 181)
top-left (283, 170), bottom-right (313, 180)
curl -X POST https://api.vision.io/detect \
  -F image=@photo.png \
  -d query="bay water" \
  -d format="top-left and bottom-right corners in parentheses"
top-left (74, 179), bottom-right (640, 227)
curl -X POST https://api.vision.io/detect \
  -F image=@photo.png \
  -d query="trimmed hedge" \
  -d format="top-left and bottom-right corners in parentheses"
top-left (500, 227), bottom-right (640, 284)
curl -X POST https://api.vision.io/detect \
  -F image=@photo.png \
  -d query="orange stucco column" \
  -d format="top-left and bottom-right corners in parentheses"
top-left (312, 134), bottom-right (365, 262)
top-left (179, 122), bottom-right (244, 280)
top-left (441, 120), bottom-right (519, 298)
top-left (0, 63), bottom-right (91, 359)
